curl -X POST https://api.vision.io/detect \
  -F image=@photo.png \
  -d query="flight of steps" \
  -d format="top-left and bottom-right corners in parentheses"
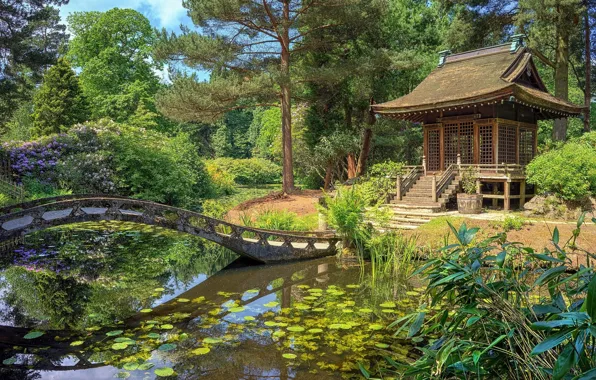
top-left (379, 174), bottom-right (461, 231)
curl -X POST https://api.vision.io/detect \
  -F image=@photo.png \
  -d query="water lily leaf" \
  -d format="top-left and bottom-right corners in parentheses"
top-left (312, 308), bottom-right (325, 312)
top-left (123, 362), bottom-right (139, 371)
top-left (160, 324), bottom-right (173, 330)
top-left (303, 296), bottom-right (318, 301)
top-left (112, 342), bottom-right (129, 350)
top-left (264, 321), bottom-right (278, 327)
top-left (382, 309), bottom-right (396, 313)
top-left (138, 362), bottom-right (154, 370)
top-left (307, 288), bottom-right (323, 293)
top-left (115, 372), bottom-right (130, 378)
top-left (294, 304), bottom-right (310, 310)
top-left (177, 298), bottom-right (190, 303)
top-left (243, 316), bottom-right (255, 321)
top-left (245, 289), bottom-right (260, 294)
top-left (358, 308), bottom-right (373, 313)
top-left (342, 309), bottom-right (354, 313)
top-left (287, 326), bottom-right (305, 332)
top-left (114, 337), bottom-right (135, 343)
top-left (147, 333), bottom-right (160, 339)
top-left (154, 288), bottom-right (165, 292)
top-left (346, 284), bottom-right (360, 289)
top-left (375, 343), bottom-right (390, 349)
top-left (2, 357), bottom-right (16, 365)
top-left (24, 331), bottom-right (44, 339)
top-left (158, 343), bottom-right (177, 352)
top-left (282, 353), bottom-right (297, 359)
top-left (140, 309), bottom-right (152, 313)
top-left (329, 324), bottom-right (343, 330)
top-left (264, 302), bottom-right (279, 308)
top-left (272, 331), bottom-right (286, 337)
top-left (406, 291), bottom-right (420, 296)
top-left (70, 341), bottom-right (84, 346)
top-left (307, 328), bottom-right (323, 334)
top-left (154, 367), bottom-right (174, 377)
top-left (146, 320), bottom-right (159, 325)
top-left (192, 347), bottom-right (211, 355)
top-left (203, 337), bottom-right (222, 344)
top-left (380, 302), bottom-right (396, 308)
top-left (297, 285), bottom-right (310, 289)
top-left (106, 330), bottom-right (123, 337)
top-left (229, 307), bottom-right (245, 313)
top-left (368, 324), bottom-right (384, 331)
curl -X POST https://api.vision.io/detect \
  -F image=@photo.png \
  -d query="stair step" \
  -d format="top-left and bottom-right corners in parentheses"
top-left (389, 216), bottom-right (430, 224)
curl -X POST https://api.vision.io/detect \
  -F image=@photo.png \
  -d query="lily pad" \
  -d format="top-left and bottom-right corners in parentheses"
top-left (368, 324), bottom-right (384, 331)
top-left (229, 306), bottom-right (245, 313)
top-left (177, 298), bottom-right (190, 303)
top-left (2, 357), bottom-right (16, 365)
top-left (358, 308), bottom-right (373, 313)
top-left (158, 343), bottom-right (177, 352)
top-left (264, 321), bottom-right (278, 327)
top-left (294, 304), bottom-right (310, 310)
top-left (140, 309), bottom-right (152, 313)
top-left (264, 301), bottom-right (279, 308)
top-left (138, 362), bottom-right (155, 370)
top-left (160, 324), bottom-right (173, 330)
top-left (112, 342), bottom-right (129, 350)
top-left (282, 353), bottom-right (297, 359)
top-left (154, 288), bottom-right (165, 292)
top-left (123, 362), bottom-right (139, 371)
top-left (375, 343), bottom-right (390, 349)
top-left (106, 330), bottom-right (123, 337)
top-left (23, 331), bottom-right (44, 339)
top-left (272, 331), bottom-right (286, 338)
top-left (307, 328), bottom-right (323, 334)
top-left (203, 337), bottom-right (223, 344)
top-left (380, 302), bottom-right (396, 308)
top-left (147, 333), bottom-right (161, 339)
top-left (114, 337), bottom-right (135, 343)
top-left (192, 347), bottom-right (211, 355)
top-left (303, 296), bottom-right (318, 301)
top-left (243, 316), bottom-right (256, 321)
top-left (70, 341), bottom-right (84, 346)
top-left (346, 284), bottom-right (360, 289)
top-left (406, 291), bottom-right (420, 296)
top-left (154, 367), bottom-right (174, 377)
top-left (312, 308), bottom-right (325, 312)
top-left (287, 326), bottom-right (305, 332)
top-left (115, 372), bottom-right (130, 378)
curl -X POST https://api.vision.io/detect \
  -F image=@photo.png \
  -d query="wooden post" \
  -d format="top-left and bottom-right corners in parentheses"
top-left (457, 153), bottom-right (461, 169)
top-left (476, 179), bottom-right (481, 194)
top-left (520, 180), bottom-right (526, 209)
top-left (504, 180), bottom-right (511, 211)
top-left (422, 155), bottom-right (427, 176)
top-left (396, 175), bottom-right (402, 201)
top-left (492, 183), bottom-right (498, 208)
top-left (439, 126), bottom-right (445, 171)
top-left (432, 175), bottom-right (437, 203)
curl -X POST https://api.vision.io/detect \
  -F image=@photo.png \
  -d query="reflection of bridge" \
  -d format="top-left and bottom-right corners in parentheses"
top-left (0, 195), bottom-right (339, 263)
top-left (0, 257), bottom-right (339, 371)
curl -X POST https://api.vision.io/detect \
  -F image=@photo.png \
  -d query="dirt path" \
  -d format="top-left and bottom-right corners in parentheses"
top-left (226, 190), bottom-right (323, 224)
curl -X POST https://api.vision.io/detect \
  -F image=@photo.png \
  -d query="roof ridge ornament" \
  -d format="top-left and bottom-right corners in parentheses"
top-left (438, 50), bottom-right (452, 67)
top-left (510, 34), bottom-right (526, 53)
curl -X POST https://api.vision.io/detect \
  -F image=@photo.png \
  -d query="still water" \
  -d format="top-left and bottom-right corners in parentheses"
top-left (0, 222), bottom-right (422, 379)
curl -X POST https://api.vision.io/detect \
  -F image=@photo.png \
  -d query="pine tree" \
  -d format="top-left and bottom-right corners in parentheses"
top-left (32, 58), bottom-right (88, 137)
top-left (154, 0), bottom-right (384, 194)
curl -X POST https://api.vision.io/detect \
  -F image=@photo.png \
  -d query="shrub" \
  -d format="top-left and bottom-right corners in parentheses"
top-left (526, 142), bottom-right (596, 201)
top-left (205, 163), bottom-right (236, 197)
top-left (358, 161), bottom-right (406, 204)
top-left (460, 166), bottom-right (478, 194)
top-left (206, 158), bottom-right (281, 185)
top-left (501, 215), bottom-right (525, 231)
top-left (22, 177), bottom-right (71, 200)
top-left (251, 210), bottom-right (318, 232)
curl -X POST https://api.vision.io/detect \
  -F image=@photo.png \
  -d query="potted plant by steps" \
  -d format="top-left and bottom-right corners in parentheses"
top-left (457, 166), bottom-right (483, 214)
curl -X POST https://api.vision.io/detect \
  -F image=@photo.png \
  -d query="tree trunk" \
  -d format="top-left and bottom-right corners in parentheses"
top-left (323, 162), bottom-right (334, 191)
top-left (554, 18), bottom-right (571, 141)
top-left (280, 1), bottom-right (294, 194)
top-left (585, 2), bottom-right (592, 132)
top-left (347, 154), bottom-right (357, 179)
top-left (356, 99), bottom-right (376, 176)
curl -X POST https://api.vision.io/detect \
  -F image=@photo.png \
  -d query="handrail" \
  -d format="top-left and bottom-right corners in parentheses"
top-left (435, 164), bottom-right (458, 201)
top-left (458, 163), bottom-right (524, 175)
top-left (395, 166), bottom-right (422, 201)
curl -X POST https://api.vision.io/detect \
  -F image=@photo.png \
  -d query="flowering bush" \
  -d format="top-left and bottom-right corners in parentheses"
top-left (4, 136), bottom-right (68, 183)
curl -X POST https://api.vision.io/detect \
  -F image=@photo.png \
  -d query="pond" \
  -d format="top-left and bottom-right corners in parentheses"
top-left (0, 222), bottom-right (423, 379)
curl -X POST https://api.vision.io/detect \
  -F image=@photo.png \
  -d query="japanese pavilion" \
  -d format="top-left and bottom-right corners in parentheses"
top-left (372, 36), bottom-right (585, 211)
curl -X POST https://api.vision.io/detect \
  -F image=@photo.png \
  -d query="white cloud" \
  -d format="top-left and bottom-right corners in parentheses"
top-left (60, 0), bottom-right (190, 31)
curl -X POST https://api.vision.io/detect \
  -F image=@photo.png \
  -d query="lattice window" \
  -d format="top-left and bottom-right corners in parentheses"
top-left (498, 123), bottom-right (517, 164)
top-left (519, 128), bottom-right (535, 166)
top-left (479, 123), bottom-right (493, 164)
top-left (427, 129), bottom-right (440, 171)
top-left (444, 124), bottom-right (459, 166)
top-left (459, 121), bottom-right (474, 164)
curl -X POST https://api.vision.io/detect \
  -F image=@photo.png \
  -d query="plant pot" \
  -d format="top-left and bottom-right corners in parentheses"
top-left (457, 193), bottom-right (483, 214)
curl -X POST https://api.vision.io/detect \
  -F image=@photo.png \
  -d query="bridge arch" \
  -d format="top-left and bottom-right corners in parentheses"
top-left (0, 195), bottom-right (339, 263)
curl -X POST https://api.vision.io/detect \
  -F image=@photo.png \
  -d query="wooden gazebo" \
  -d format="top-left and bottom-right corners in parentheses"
top-left (372, 36), bottom-right (584, 210)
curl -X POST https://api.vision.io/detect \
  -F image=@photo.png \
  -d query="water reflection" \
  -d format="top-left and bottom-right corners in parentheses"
top-left (0, 222), bottom-right (423, 379)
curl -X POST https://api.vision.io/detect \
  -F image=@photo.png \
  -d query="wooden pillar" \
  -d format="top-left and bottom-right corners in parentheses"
top-left (492, 183), bottom-right (498, 208)
top-left (504, 180), bottom-right (511, 211)
top-left (515, 123), bottom-right (520, 165)
top-left (431, 175), bottom-right (437, 203)
top-left (423, 127), bottom-right (428, 171)
top-left (476, 179), bottom-right (481, 194)
top-left (493, 120), bottom-right (499, 165)
top-left (439, 125), bottom-right (445, 171)
top-left (474, 122), bottom-right (480, 164)
top-left (396, 175), bottom-right (402, 201)
top-left (520, 180), bottom-right (526, 208)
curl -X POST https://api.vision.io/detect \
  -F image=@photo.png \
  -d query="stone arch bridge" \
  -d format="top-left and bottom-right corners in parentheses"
top-left (0, 195), bottom-right (339, 263)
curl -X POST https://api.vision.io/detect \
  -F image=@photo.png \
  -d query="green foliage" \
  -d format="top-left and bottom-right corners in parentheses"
top-left (67, 9), bottom-right (161, 125)
top-left (460, 166), bottom-right (478, 195)
top-left (31, 58), bottom-right (89, 137)
top-left (205, 163), bottom-right (236, 197)
top-left (3, 101), bottom-right (33, 142)
top-left (245, 210), bottom-right (318, 232)
top-left (357, 161), bottom-right (405, 204)
top-left (381, 217), bottom-right (596, 379)
top-left (501, 215), bottom-right (526, 231)
top-left (206, 158), bottom-right (281, 186)
top-left (22, 177), bottom-right (71, 200)
top-left (527, 141), bottom-right (596, 201)
top-left (366, 232), bottom-right (418, 281)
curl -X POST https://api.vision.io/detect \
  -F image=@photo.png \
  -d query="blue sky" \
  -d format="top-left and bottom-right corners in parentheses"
top-left (59, 0), bottom-right (193, 32)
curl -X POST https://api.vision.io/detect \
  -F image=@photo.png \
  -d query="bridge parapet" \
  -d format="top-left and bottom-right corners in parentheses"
top-left (0, 195), bottom-right (339, 263)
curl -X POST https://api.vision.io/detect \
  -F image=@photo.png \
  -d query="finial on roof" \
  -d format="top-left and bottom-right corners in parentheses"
top-left (510, 34), bottom-right (526, 53)
top-left (438, 50), bottom-right (452, 67)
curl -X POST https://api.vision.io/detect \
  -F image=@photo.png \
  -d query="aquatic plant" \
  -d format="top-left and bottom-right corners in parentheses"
top-left (373, 215), bottom-right (596, 379)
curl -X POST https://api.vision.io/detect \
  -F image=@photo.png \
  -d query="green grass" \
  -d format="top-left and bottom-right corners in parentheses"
top-left (201, 185), bottom-right (281, 219)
